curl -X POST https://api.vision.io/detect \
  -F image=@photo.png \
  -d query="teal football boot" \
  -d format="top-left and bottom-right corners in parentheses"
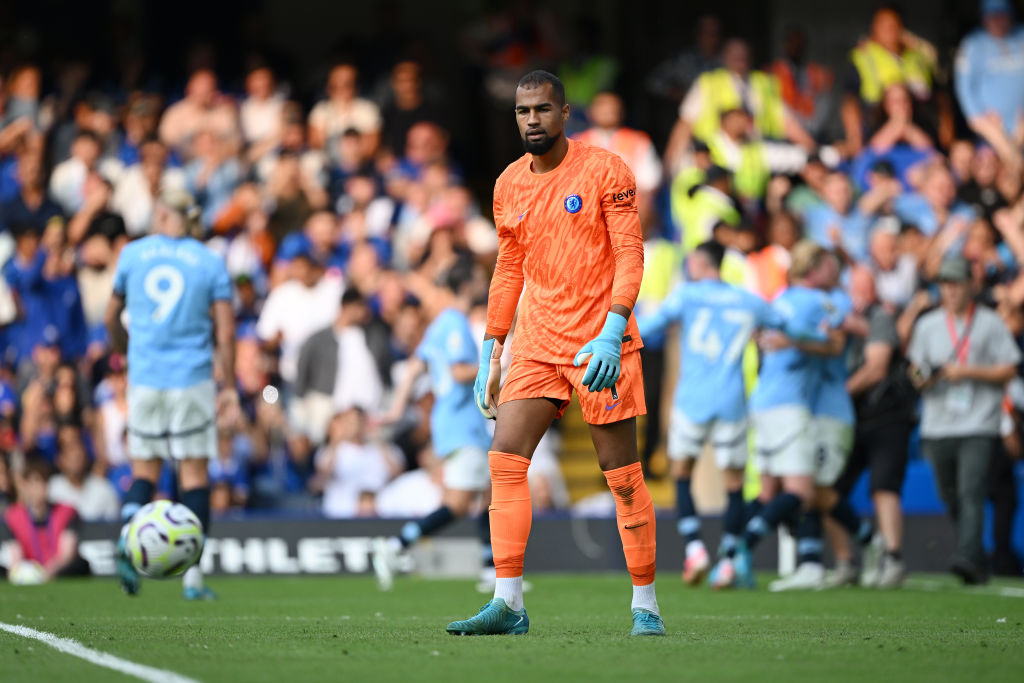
top-left (446, 598), bottom-right (529, 635)
top-left (630, 609), bottom-right (666, 636)
top-left (116, 535), bottom-right (140, 596)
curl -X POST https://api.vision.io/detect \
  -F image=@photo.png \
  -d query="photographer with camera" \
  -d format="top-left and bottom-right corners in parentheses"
top-left (907, 256), bottom-right (1021, 584)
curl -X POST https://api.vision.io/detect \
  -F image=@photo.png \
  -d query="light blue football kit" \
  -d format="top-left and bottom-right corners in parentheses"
top-left (749, 285), bottom-right (831, 476)
top-left (640, 279), bottom-right (782, 467)
top-left (113, 234), bottom-right (232, 390)
top-left (113, 234), bottom-right (231, 460)
top-left (415, 308), bottom-right (491, 491)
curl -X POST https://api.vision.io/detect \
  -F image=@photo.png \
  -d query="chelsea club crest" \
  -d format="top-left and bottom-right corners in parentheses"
top-left (564, 194), bottom-right (582, 214)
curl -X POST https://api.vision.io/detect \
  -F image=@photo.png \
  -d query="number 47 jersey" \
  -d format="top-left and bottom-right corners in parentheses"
top-left (113, 234), bottom-right (232, 390)
top-left (638, 279), bottom-right (782, 424)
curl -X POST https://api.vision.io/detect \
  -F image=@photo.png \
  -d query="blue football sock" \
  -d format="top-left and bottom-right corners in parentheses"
top-left (120, 478), bottom-right (156, 523)
top-left (401, 505), bottom-right (455, 548)
top-left (829, 498), bottom-right (862, 537)
top-left (181, 487), bottom-right (211, 533)
top-left (675, 477), bottom-right (701, 545)
top-left (478, 509), bottom-right (494, 568)
top-left (796, 511), bottom-right (823, 565)
top-left (724, 489), bottom-right (745, 537)
top-left (742, 492), bottom-right (801, 552)
top-left (745, 498), bottom-right (764, 524)
top-left (856, 519), bottom-right (876, 546)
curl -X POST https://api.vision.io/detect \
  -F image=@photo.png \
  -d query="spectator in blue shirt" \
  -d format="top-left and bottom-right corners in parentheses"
top-left (0, 152), bottom-right (63, 234)
top-left (184, 130), bottom-right (243, 233)
top-left (893, 161), bottom-right (976, 237)
top-left (803, 171), bottom-right (874, 263)
top-left (955, 0), bottom-right (1024, 169)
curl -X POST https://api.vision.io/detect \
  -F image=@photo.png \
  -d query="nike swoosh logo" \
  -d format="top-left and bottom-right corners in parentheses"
top-left (624, 520), bottom-right (648, 529)
top-left (518, 210), bottom-right (529, 221)
top-left (512, 616), bottom-right (525, 627)
top-left (605, 401), bottom-right (622, 410)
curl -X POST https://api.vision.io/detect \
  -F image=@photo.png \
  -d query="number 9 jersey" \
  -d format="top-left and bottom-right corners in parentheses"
top-left (113, 234), bottom-right (232, 390)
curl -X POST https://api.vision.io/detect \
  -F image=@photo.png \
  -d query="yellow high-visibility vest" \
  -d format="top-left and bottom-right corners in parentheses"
top-left (692, 69), bottom-right (786, 143)
top-left (849, 40), bottom-right (933, 104)
top-left (708, 136), bottom-right (770, 200)
top-left (676, 185), bottom-right (741, 254)
top-left (636, 239), bottom-right (681, 309)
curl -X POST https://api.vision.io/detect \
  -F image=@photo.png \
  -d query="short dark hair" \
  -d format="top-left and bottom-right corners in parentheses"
top-left (694, 240), bottom-right (726, 270)
top-left (22, 455), bottom-right (52, 482)
top-left (341, 287), bottom-right (365, 307)
top-left (517, 70), bottom-right (565, 106)
top-left (74, 128), bottom-right (101, 145)
top-left (442, 258), bottom-right (475, 296)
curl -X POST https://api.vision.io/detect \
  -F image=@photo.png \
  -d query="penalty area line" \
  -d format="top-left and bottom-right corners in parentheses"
top-left (0, 621), bottom-right (201, 683)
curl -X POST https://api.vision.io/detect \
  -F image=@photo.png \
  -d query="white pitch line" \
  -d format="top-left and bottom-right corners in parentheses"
top-left (903, 578), bottom-right (1024, 598)
top-left (0, 621), bottom-right (201, 683)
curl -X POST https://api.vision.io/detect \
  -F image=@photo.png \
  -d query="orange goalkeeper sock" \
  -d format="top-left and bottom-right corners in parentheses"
top-left (488, 451), bottom-right (533, 579)
top-left (604, 461), bottom-right (657, 587)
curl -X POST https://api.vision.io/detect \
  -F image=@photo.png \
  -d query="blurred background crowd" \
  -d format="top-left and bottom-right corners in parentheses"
top-left (0, 0), bottom-right (1021, 573)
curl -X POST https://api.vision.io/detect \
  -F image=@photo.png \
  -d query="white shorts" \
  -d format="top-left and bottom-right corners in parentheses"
top-left (752, 405), bottom-right (814, 478)
top-left (127, 380), bottom-right (217, 460)
top-left (442, 446), bottom-right (490, 492)
top-left (289, 391), bottom-right (335, 444)
top-left (811, 416), bottom-right (854, 487)
top-left (667, 410), bottom-right (748, 470)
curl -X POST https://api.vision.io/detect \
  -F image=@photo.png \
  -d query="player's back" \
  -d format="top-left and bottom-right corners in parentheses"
top-left (493, 139), bottom-right (644, 364)
top-left (809, 288), bottom-right (856, 423)
top-left (114, 234), bottom-right (231, 390)
top-left (676, 280), bottom-right (775, 423)
top-left (750, 285), bottom-right (830, 412)
top-left (417, 308), bottom-right (490, 455)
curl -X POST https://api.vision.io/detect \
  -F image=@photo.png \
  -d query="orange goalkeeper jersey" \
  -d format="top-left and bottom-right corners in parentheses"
top-left (487, 139), bottom-right (645, 364)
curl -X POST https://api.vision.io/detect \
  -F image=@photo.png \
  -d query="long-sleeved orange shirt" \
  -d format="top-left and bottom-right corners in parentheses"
top-left (487, 139), bottom-right (645, 364)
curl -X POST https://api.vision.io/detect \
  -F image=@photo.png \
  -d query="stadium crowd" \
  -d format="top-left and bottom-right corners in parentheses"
top-left (0, 0), bottom-right (1022, 582)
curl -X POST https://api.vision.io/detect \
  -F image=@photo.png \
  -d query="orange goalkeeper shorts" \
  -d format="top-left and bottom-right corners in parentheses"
top-left (498, 350), bottom-right (646, 425)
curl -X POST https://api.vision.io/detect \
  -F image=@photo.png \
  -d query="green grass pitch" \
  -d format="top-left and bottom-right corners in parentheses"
top-left (2, 574), bottom-right (1022, 682)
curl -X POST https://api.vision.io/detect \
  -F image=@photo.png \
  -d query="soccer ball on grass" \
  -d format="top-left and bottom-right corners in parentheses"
top-left (125, 500), bottom-right (204, 578)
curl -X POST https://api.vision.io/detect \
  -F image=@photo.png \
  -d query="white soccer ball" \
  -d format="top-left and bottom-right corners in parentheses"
top-left (8, 559), bottom-right (48, 585)
top-left (125, 500), bottom-right (204, 579)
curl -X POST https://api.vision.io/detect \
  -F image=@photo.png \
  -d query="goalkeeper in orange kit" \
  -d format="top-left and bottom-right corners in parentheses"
top-left (445, 70), bottom-right (663, 637)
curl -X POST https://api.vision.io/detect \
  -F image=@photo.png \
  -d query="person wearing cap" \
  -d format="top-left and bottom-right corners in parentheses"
top-left (955, 0), bottom-right (1024, 169)
top-left (106, 187), bottom-right (236, 600)
top-left (907, 255), bottom-right (1022, 584)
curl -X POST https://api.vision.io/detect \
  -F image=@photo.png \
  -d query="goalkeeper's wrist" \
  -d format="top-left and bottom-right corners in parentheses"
top-left (601, 311), bottom-right (628, 341)
top-left (479, 337), bottom-right (498, 369)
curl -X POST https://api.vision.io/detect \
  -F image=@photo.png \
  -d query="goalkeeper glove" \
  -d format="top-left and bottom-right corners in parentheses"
top-left (573, 311), bottom-right (628, 393)
top-left (474, 337), bottom-right (503, 419)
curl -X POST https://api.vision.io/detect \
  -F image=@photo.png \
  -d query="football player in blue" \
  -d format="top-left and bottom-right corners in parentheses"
top-left (639, 240), bottom-right (783, 586)
top-left (713, 241), bottom-right (845, 589)
top-left (373, 261), bottom-right (494, 590)
top-left (769, 252), bottom-right (858, 591)
top-left (106, 189), bottom-right (235, 600)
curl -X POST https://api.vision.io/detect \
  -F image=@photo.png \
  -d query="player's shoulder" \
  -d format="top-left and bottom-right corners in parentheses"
top-left (119, 237), bottom-right (143, 257)
top-left (575, 139), bottom-right (629, 171)
top-left (733, 283), bottom-right (769, 308)
top-left (495, 154), bottom-right (533, 190)
top-left (116, 236), bottom-right (149, 265)
top-left (829, 287), bottom-right (853, 310)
